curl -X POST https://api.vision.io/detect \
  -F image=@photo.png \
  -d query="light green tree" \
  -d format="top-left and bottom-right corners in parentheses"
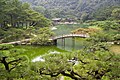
top-left (31, 27), bottom-right (54, 45)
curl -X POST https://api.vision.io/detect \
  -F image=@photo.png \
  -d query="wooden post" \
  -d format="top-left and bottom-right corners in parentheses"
top-left (72, 37), bottom-right (75, 50)
top-left (62, 38), bottom-right (63, 46)
top-left (61, 38), bottom-right (65, 50)
top-left (63, 38), bottom-right (65, 48)
top-left (62, 34), bottom-right (65, 49)
top-left (62, 34), bottom-right (63, 46)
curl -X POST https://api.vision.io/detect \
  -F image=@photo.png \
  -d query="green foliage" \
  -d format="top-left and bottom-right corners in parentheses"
top-left (2, 28), bottom-right (25, 42)
top-left (111, 8), bottom-right (120, 20)
top-left (0, 0), bottom-right (51, 43)
top-left (0, 0), bottom-right (120, 80)
top-left (114, 34), bottom-right (120, 41)
top-left (0, 44), bottom-right (14, 50)
top-left (88, 31), bottom-right (114, 42)
top-left (0, 44), bottom-right (29, 80)
top-left (87, 20), bottom-right (120, 45)
top-left (80, 12), bottom-right (89, 22)
top-left (98, 21), bottom-right (120, 31)
top-left (26, 9), bottom-right (51, 28)
top-left (21, 0), bottom-right (120, 21)
top-left (91, 6), bottom-right (113, 20)
top-left (30, 50), bottom-right (120, 80)
top-left (1, 28), bottom-right (35, 43)
top-left (31, 27), bottom-right (54, 45)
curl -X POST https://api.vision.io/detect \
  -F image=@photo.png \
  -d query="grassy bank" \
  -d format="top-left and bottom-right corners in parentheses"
top-left (110, 45), bottom-right (120, 54)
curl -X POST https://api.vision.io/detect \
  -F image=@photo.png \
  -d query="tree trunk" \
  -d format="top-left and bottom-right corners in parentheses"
top-left (10, 15), bottom-right (13, 27)
top-left (2, 57), bottom-right (10, 72)
top-left (1, 57), bottom-right (14, 80)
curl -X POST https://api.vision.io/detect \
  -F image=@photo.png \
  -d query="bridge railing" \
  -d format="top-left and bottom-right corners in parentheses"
top-left (50, 34), bottom-right (89, 40)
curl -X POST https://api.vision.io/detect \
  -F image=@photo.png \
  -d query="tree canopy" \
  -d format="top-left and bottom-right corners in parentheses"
top-left (31, 50), bottom-right (120, 80)
top-left (0, 44), bottom-right (29, 80)
top-left (20, 0), bottom-right (120, 21)
top-left (0, 0), bottom-right (51, 43)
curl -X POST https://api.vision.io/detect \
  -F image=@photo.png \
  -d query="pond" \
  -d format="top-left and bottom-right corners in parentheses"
top-left (17, 45), bottom-right (67, 61)
top-left (53, 24), bottom-right (87, 36)
top-left (17, 24), bottom-right (120, 62)
top-left (18, 24), bottom-right (88, 61)
top-left (17, 37), bottom-right (85, 61)
top-left (52, 24), bottom-right (87, 51)
top-left (57, 38), bottom-right (85, 51)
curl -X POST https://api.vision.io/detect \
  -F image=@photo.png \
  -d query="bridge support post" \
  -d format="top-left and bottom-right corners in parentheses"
top-left (53, 40), bottom-right (57, 46)
top-left (72, 37), bottom-right (75, 50)
top-left (62, 38), bottom-right (65, 49)
top-left (63, 38), bottom-right (65, 48)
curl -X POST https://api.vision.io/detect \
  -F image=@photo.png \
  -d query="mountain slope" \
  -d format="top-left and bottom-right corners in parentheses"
top-left (20, 0), bottom-right (120, 19)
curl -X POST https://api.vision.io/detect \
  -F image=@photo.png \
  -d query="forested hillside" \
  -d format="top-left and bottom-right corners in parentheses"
top-left (20, 0), bottom-right (120, 20)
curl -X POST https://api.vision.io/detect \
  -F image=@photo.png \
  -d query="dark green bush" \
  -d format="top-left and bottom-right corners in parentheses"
top-left (0, 44), bottom-right (14, 50)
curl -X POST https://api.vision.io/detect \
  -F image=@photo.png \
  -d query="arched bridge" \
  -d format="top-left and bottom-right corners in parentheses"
top-left (1, 34), bottom-right (89, 45)
top-left (49, 34), bottom-right (89, 40)
top-left (50, 34), bottom-right (89, 45)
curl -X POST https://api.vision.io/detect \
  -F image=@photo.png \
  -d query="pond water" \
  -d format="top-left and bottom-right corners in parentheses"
top-left (17, 38), bottom-right (85, 61)
top-left (18, 24), bottom-right (87, 61)
top-left (17, 45), bottom-right (67, 61)
top-left (57, 38), bottom-right (85, 51)
top-left (52, 24), bottom-right (87, 51)
top-left (53, 24), bottom-right (87, 36)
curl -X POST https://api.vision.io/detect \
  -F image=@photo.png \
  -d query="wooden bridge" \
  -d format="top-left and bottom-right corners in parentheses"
top-left (1, 34), bottom-right (89, 45)
top-left (50, 34), bottom-right (89, 45)
top-left (49, 34), bottom-right (89, 40)
top-left (1, 39), bottom-right (31, 45)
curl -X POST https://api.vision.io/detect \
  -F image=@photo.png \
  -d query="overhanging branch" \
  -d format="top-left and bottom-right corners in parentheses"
top-left (8, 58), bottom-right (22, 64)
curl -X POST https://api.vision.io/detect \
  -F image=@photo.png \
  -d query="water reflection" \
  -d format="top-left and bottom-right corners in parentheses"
top-left (31, 38), bottom-right (84, 62)
top-left (32, 56), bottom-right (45, 62)
top-left (57, 38), bottom-right (83, 51)
top-left (32, 50), bottom-right (61, 62)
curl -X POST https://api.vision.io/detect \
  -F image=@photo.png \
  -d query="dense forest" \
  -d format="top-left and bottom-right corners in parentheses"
top-left (20, 0), bottom-right (120, 20)
top-left (0, 0), bottom-right (120, 80)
